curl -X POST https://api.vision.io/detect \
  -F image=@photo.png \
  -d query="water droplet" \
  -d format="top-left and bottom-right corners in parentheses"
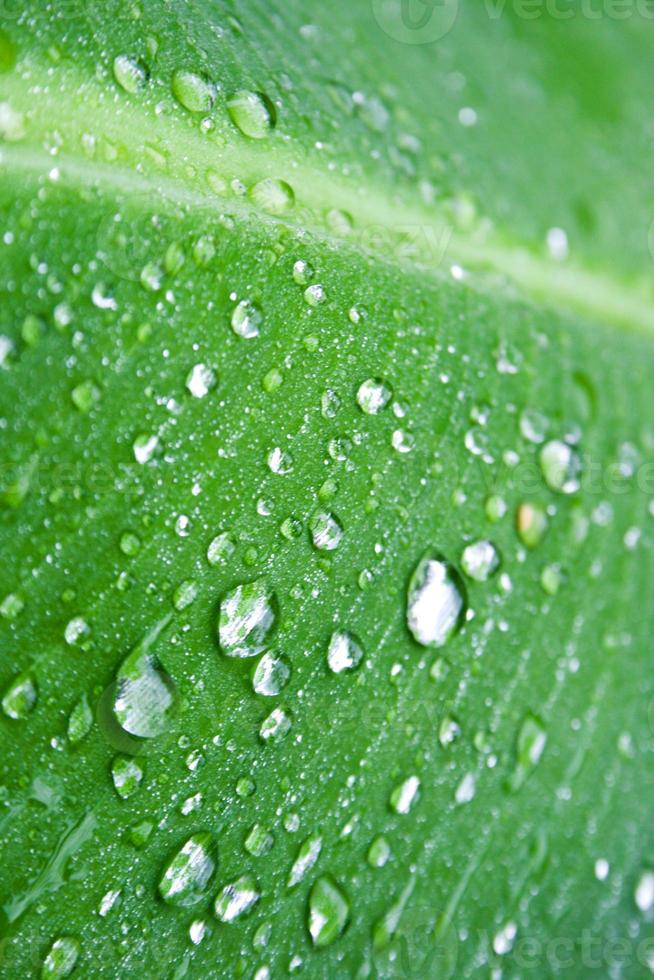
top-left (186, 363), bottom-right (216, 399)
top-left (357, 378), bottom-right (392, 415)
top-left (454, 772), bottom-right (476, 804)
top-left (391, 429), bottom-right (415, 454)
top-left (111, 754), bottom-right (144, 799)
top-left (67, 694), bottom-right (93, 744)
top-left (293, 260), bottom-right (314, 285)
top-left (227, 90), bottom-right (275, 139)
top-left (304, 284), bottom-right (326, 307)
top-left (461, 540), bottom-right (500, 582)
top-left (113, 55), bottom-right (149, 94)
top-left (321, 388), bottom-right (341, 419)
top-left (172, 70), bottom-right (216, 113)
top-left (119, 531), bottom-right (141, 557)
top-left (0, 592), bottom-right (24, 620)
top-left (327, 631), bottom-right (364, 674)
top-left (173, 579), bottom-right (198, 611)
top-left (133, 433), bottom-right (159, 465)
top-left (540, 440), bottom-right (582, 494)
top-left (2, 673), bottom-right (37, 720)
top-left (516, 502), bottom-right (548, 548)
top-left (390, 775), bottom-right (420, 815)
top-left (464, 426), bottom-right (493, 463)
top-left (308, 877), bottom-right (350, 948)
top-left (594, 858), bottom-right (610, 881)
top-left (231, 299), bottom-right (262, 339)
top-left (71, 379), bottom-right (100, 414)
top-left (245, 824), bottom-right (274, 857)
top-left (236, 777), bottom-right (256, 798)
top-left (267, 446), bottom-right (294, 475)
top-left (64, 616), bottom-right (91, 647)
top-left (207, 531), bottom-right (236, 566)
top-left (520, 408), bottom-right (549, 444)
top-left (218, 580), bottom-right (277, 658)
top-left (541, 564), bottom-right (563, 595)
top-left (288, 835), bottom-right (322, 888)
top-left (129, 819), bottom-right (154, 848)
top-left (249, 177), bottom-right (294, 215)
top-left (252, 653), bottom-right (291, 696)
top-left (485, 494), bottom-right (507, 523)
top-left (493, 921), bottom-right (517, 955)
top-left (158, 833), bottom-right (216, 907)
top-left (214, 875), bottom-right (260, 922)
top-left (438, 714), bottom-right (461, 747)
top-left (635, 871), bottom-right (654, 912)
top-left (367, 835), bottom-right (391, 868)
top-left (41, 936), bottom-right (80, 979)
top-left (406, 554), bottom-right (467, 648)
top-left (510, 713), bottom-right (547, 791)
top-left (259, 706), bottom-right (292, 743)
top-left (310, 511), bottom-right (343, 551)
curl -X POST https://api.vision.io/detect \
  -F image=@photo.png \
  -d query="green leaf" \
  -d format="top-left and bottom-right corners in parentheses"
top-left (1, 3), bottom-right (653, 978)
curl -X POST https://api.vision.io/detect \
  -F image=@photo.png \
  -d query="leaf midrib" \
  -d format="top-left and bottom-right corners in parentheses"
top-left (2, 60), bottom-right (654, 337)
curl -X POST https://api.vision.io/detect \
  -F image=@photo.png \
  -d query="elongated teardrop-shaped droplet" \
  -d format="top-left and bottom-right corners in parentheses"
top-left (2, 672), bottom-right (37, 720)
top-left (308, 877), bottom-right (350, 948)
top-left (214, 875), bottom-right (260, 922)
top-left (218, 580), bottom-right (277, 658)
top-left (158, 834), bottom-right (216, 908)
top-left (41, 936), bottom-right (80, 979)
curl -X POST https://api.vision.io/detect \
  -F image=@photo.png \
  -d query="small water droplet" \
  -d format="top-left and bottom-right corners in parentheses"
top-left (172, 70), bottom-right (216, 113)
top-left (71, 379), bottom-right (100, 414)
top-left (249, 177), bottom-right (294, 215)
top-left (207, 531), bottom-right (236, 566)
top-left (510, 713), bottom-right (547, 791)
top-left (67, 694), bottom-right (93, 744)
top-left (259, 706), bottom-right (292, 743)
top-left (133, 433), bottom-right (159, 465)
top-left (252, 653), bottom-right (291, 696)
top-left (267, 447), bottom-right (294, 475)
top-left (485, 494), bottom-right (507, 523)
top-left (357, 378), bottom-right (392, 415)
top-left (119, 531), bottom-right (141, 557)
top-left (304, 284), bottom-right (326, 307)
top-left (308, 877), bottom-right (350, 948)
top-left (321, 388), bottom-right (341, 419)
top-left (173, 579), bottom-right (198, 611)
top-left (41, 936), bottom-right (80, 979)
top-left (288, 835), bottom-right (322, 888)
top-left (245, 824), bottom-right (274, 857)
top-left (540, 440), bottom-right (582, 494)
top-left (310, 511), bottom-right (343, 551)
top-left (391, 429), bottom-right (415, 454)
top-left (493, 921), bottom-right (517, 956)
top-left (113, 55), bottom-right (149, 94)
top-left (111, 754), bottom-right (144, 799)
top-left (390, 775), bottom-right (420, 814)
top-left (218, 580), bottom-right (277, 658)
top-left (407, 554), bottom-right (467, 648)
top-left (227, 90), bottom-right (275, 138)
top-left (635, 870), bottom-right (654, 912)
top-left (214, 875), bottom-right (260, 922)
top-left (461, 540), bottom-right (500, 582)
top-left (231, 299), bottom-right (262, 339)
top-left (64, 616), bottom-right (91, 647)
top-left (293, 260), bottom-right (314, 285)
top-left (186, 363), bottom-right (216, 399)
top-left (367, 835), bottom-right (391, 869)
top-left (2, 673), bottom-right (37, 720)
top-left (327, 631), bottom-right (364, 674)
top-left (439, 714), bottom-right (461, 747)
top-left (158, 834), bottom-right (216, 907)
top-left (516, 502), bottom-right (548, 548)
top-left (519, 408), bottom-right (549, 444)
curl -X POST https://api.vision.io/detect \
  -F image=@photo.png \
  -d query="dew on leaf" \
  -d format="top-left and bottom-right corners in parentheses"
top-left (390, 775), bottom-right (420, 814)
top-left (173, 579), bottom-right (198, 611)
top-left (214, 875), bottom-right (260, 922)
top-left (321, 388), bottom-right (341, 418)
top-left (310, 511), bottom-right (343, 551)
top-left (111, 754), bottom-right (144, 799)
top-left (2, 673), bottom-right (37, 720)
top-left (461, 540), bottom-right (500, 582)
top-left (367, 835), bottom-right (391, 868)
top-left (304, 284), bottom-right (326, 307)
top-left (129, 819), bottom-right (154, 848)
top-left (113, 55), bottom-right (149, 94)
top-left (71, 379), bottom-right (100, 414)
top-left (244, 824), bottom-right (274, 857)
top-left (64, 616), bottom-right (91, 647)
top-left (406, 554), bottom-right (467, 648)
top-left (635, 870), bottom-right (654, 912)
top-left (510, 713), bottom-right (547, 791)
top-left (485, 494), bottom-right (507, 523)
top-left (227, 90), bottom-right (275, 138)
top-left (218, 580), bottom-right (277, 658)
top-left (171, 70), bottom-right (216, 113)
top-left (111, 618), bottom-right (176, 739)
top-left (249, 177), bottom-right (295, 215)
top-left (231, 299), bottom-right (262, 339)
top-left (493, 921), bottom-right (517, 956)
top-left (252, 653), bottom-right (291, 696)
top-left (207, 531), bottom-right (236, 566)
top-left (133, 433), bottom-right (159, 465)
top-left (0, 592), bottom-right (24, 620)
top-left (438, 714), bottom-right (461, 747)
top-left (519, 408), bottom-right (549, 444)
top-left (541, 564), bottom-right (563, 595)
top-left (308, 877), bottom-right (350, 948)
top-left (293, 260), bottom-right (314, 285)
top-left (391, 429), bottom-right (415, 454)
top-left (119, 531), bottom-right (141, 557)
top-left (267, 447), bottom-right (294, 475)
top-left (327, 631), bottom-right (364, 674)
top-left (357, 378), bottom-right (392, 415)
top-left (516, 502), bottom-right (548, 548)
top-left (259, 706), bottom-right (292, 743)
top-left (454, 772), bottom-right (476, 804)
top-left (67, 694), bottom-right (93, 744)
top-left (287, 834), bottom-right (322, 888)
top-left (236, 777), bottom-right (256, 798)
top-left (539, 440), bottom-right (582, 494)
top-left (158, 833), bottom-right (216, 907)
top-left (41, 936), bottom-right (80, 979)
top-left (186, 363), bottom-right (216, 398)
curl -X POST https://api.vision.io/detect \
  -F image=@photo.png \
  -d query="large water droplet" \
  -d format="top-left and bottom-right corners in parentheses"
top-left (231, 299), bottom-right (262, 339)
top-left (244, 824), bottom-right (274, 858)
top-left (252, 653), bottom-right (291, 696)
top-left (259, 706), bottom-right (292, 743)
top-left (214, 875), bottom-right (260, 922)
top-left (357, 378), bottom-right (392, 415)
top-left (308, 877), bottom-right (350, 948)
top-left (218, 580), bottom-right (277, 658)
top-left (406, 554), bottom-right (467, 648)
top-left (158, 834), bottom-right (216, 907)
top-left (227, 90), bottom-right (275, 138)
top-left (389, 776), bottom-right (420, 814)
top-left (250, 177), bottom-right (294, 215)
top-left (267, 447), bottom-right (294, 475)
top-left (539, 440), bottom-right (582, 494)
top-left (112, 619), bottom-right (177, 738)
top-left (327, 631), bottom-right (364, 674)
top-left (113, 55), bottom-right (149, 94)
top-left (186, 363), bottom-right (216, 399)
top-left (461, 540), bottom-right (500, 582)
